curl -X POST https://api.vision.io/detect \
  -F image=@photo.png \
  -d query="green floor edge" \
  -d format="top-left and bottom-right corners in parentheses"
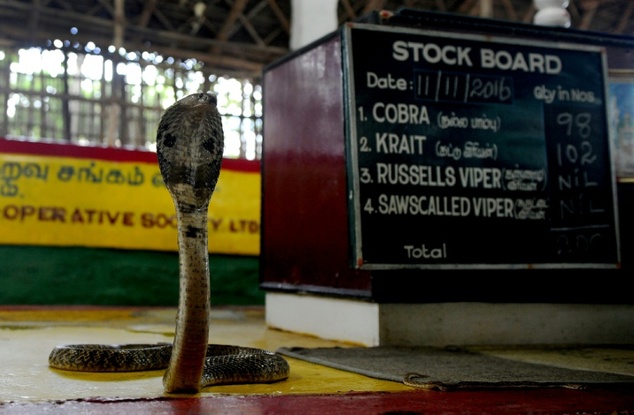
top-left (0, 246), bottom-right (263, 306)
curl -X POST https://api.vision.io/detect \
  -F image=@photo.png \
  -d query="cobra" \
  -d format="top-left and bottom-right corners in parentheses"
top-left (49, 92), bottom-right (290, 394)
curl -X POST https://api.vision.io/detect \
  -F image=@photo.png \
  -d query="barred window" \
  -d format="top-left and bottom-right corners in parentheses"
top-left (0, 44), bottom-right (262, 160)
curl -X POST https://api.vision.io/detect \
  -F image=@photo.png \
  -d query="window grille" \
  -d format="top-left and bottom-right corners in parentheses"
top-left (0, 45), bottom-right (262, 160)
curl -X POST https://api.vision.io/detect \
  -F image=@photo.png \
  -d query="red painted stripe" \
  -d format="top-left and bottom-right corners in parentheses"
top-left (221, 157), bottom-right (261, 173)
top-left (1, 388), bottom-right (633, 414)
top-left (0, 137), bottom-right (260, 172)
top-left (0, 137), bottom-right (158, 163)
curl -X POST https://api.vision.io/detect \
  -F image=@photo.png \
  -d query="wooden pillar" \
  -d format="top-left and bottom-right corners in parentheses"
top-left (62, 50), bottom-right (72, 141)
top-left (106, 0), bottom-right (125, 146)
top-left (479, 0), bottom-right (493, 18)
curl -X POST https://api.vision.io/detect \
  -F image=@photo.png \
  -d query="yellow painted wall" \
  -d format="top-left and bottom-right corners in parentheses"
top-left (0, 139), bottom-right (260, 255)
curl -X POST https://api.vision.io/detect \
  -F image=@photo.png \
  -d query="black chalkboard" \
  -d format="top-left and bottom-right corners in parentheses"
top-left (342, 23), bottom-right (620, 269)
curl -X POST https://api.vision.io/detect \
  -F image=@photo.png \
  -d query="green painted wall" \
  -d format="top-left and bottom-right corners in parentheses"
top-left (0, 246), bottom-right (263, 306)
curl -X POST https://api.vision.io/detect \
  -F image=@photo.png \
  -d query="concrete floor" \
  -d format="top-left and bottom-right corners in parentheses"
top-left (1, 306), bottom-right (633, 414)
top-left (0, 306), bottom-right (410, 402)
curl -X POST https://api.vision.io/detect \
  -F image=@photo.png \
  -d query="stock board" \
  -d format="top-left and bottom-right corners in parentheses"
top-left (343, 24), bottom-right (620, 269)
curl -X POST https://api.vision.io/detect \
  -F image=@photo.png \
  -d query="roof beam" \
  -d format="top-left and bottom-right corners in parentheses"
top-left (500, 0), bottom-right (518, 21)
top-left (362, 0), bottom-right (385, 15)
top-left (434, 0), bottom-right (448, 12)
top-left (340, 0), bottom-right (357, 21)
top-left (137, 0), bottom-right (158, 28)
top-left (216, 0), bottom-right (267, 47)
top-left (0, 0), bottom-right (285, 55)
top-left (28, 0), bottom-right (41, 44)
top-left (578, 0), bottom-right (599, 30)
top-left (267, 0), bottom-right (290, 34)
top-left (95, 0), bottom-right (115, 19)
top-left (615, 0), bottom-right (634, 34)
top-left (457, 0), bottom-right (478, 15)
top-left (216, 0), bottom-right (248, 41)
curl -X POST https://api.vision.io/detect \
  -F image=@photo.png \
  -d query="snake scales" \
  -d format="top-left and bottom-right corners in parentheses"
top-left (48, 92), bottom-right (290, 393)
